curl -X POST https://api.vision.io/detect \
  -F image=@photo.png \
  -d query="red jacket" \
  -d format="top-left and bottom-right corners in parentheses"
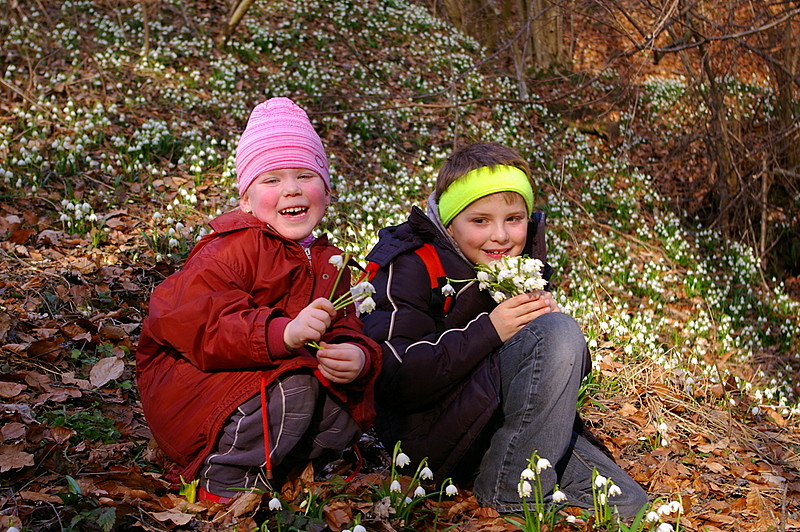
top-left (135, 210), bottom-right (381, 481)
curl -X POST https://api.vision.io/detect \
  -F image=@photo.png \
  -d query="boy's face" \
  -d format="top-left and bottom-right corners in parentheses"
top-left (240, 168), bottom-right (329, 241)
top-left (446, 192), bottom-right (528, 266)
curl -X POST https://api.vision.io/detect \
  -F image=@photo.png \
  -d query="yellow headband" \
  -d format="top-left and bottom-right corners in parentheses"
top-left (438, 165), bottom-right (534, 226)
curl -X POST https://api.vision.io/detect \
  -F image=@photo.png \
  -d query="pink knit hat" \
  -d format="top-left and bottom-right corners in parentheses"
top-left (235, 97), bottom-right (330, 196)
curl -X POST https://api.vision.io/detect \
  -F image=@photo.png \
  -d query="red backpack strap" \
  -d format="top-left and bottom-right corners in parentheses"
top-left (362, 261), bottom-right (381, 282)
top-left (413, 243), bottom-right (453, 315)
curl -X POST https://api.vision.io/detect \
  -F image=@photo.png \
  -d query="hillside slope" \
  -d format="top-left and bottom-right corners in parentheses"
top-left (0, 0), bottom-right (798, 530)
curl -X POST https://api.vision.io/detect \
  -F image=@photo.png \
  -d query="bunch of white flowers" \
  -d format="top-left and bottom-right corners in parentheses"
top-left (475, 255), bottom-right (546, 303)
top-left (328, 255), bottom-right (376, 314)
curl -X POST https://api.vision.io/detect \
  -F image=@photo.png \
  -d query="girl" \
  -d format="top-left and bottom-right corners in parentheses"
top-left (136, 97), bottom-right (381, 502)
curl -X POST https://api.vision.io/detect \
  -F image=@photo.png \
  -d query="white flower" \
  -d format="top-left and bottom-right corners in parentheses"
top-left (390, 480), bottom-right (402, 492)
top-left (492, 291), bottom-right (507, 303)
top-left (669, 500), bottom-right (683, 513)
top-left (268, 497), bottom-right (282, 510)
top-left (656, 524), bottom-right (674, 532)
top-left (445, 483), bottom-right (458, 496)
top-left (599, 493), bottom-right (607, 505)
top-left (521, 467), bottom-right (536, 480)
top-left (646, 511), bottom-right (660, 522)
top-left (413, 485), bottom-right (426, 497)
top-left (522, 258), bottom-right (543, 274)
top-left (477, 271), bottom-right (490, 282)
top-left (351, 281), bottom-right (375, 299)
top-left (608, 484), bottom-right (622, 497)
top-left (657, 503), bottom-right (674, 515)
top-left (395, 452), bottom-right (411, 468)
top-left (352, 526), bottom-right (366, 532)
top-left (328, 255), bottom-right (344, 268)
top-left (497, 268), bottom-right (514, 282)
top-left (518, 480), bottom-right (532, 498)
top-left (524, 277), bottom-right (546, 291)
top-left (404, 496), bottom-right (412, 504)
top-left (441, 283), bottom-right (456, 296)
top-left (358, 297), bottom-right (376, 314)
top-left (552, 490), bottom-right (567, 502)
top-left (566, 515), bottom-right (576, 523)
top-left (420, 466), bottom-right (433, 480)
top-left (536, 458), bottom-right (552, 473)
top-left (594, 474), bottom-right (608, 488)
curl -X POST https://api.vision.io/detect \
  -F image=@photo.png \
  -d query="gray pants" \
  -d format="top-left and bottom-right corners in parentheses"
top-left (200, 371), bottom-right (361, 496)
top-left (473, 313), bottom-right (648, 518)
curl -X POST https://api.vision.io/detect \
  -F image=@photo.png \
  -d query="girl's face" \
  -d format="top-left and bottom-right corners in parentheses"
top-left (240, 168), bottom-right (329, 241)
top-left (446, 192), bottom-right (528, 266)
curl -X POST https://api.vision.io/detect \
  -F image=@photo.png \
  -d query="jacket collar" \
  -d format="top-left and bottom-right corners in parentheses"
top-left (208, 209), bottom-right (328, 247)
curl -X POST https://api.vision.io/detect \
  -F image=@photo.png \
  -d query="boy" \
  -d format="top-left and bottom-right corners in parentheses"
top-left (361, 142), bottom-right (647, 516)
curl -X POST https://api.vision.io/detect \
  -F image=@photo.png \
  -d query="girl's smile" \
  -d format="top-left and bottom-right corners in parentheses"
top-left (240, 168), bottom-right (329, 241)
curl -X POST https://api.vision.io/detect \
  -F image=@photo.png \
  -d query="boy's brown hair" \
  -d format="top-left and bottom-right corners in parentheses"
top-left (434, 142), bottom-right (532, 201)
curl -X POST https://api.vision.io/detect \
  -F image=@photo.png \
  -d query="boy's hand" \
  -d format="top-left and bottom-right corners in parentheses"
top-left (283, 297), bottom-right (336, 350)
top-left (489, 291), bottom-right (560, 342)
top-left (316, 342), bottom-right (366, 384)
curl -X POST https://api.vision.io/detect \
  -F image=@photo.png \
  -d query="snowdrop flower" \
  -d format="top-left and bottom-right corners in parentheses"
top-left (404, 496), bottom-right (412, 504)
top-left (594, 474), bottom-right (608, 488)
top-left (60, 213), bottom-right (69, 222)
top-left (358, 297), bottom-right (376, 314)
top-left (599, 493), bottom-right (607, 505)
top-left (552, 489), bottom-right (567, 502)
top-left (536, 458), bottom-right (552, 473)
top-left (395, 452), bottom-right (411, 468)
top-left (656, 524), bottom-right (674, 532)
top-left (352, 526), bottom-right (366, 532)
top-left (351, 281), bottom-right (375, 298)
top-left (445, 483), bottom-right (458, 496)
top-left (497, 268), bottom-right (514, 282)
top-left (608, 484), bottom-right (622, 497)
top-left (329, 255), bottom-right (344, 268)
top-left (390, 479), bottom-right (402, 492)
top-left (657, 503), bottom-right (673, 515)
top-left (518, 480), bottom-right (532, 498)
top-left (168, 238), bottom-right (179, 249)
top-left (268, 497), bottom-right (282, 510)
top-left (522, 258), bottom-right (543, 274)
top-left (420, 466), bottom-right (433, 480)
top-left (477, 271), bottom-right (490, 282)
top-left (492, 291), bottom-right (507, 303)
top-left (646, 511), bottom-right (660, 522)
top-left (521, 467), bottom-right (536, 480)
top-left (413, 485), bottom-right (426, 497)
top-left (442, 283), bottom-right (456, 296)
top-left (669, 500), bottom-right (683, 513)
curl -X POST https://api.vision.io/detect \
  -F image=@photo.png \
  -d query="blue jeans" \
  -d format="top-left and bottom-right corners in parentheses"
top-left (473, 312), bottom-right (648, 518)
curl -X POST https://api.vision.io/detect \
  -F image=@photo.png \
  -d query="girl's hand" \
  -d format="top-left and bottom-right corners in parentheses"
top-left (283, 297), bottom-right (336, 350)
top-left (316, 342), bottom-right (366, 384)
top-left (489, 291), bottom-right (558, 342)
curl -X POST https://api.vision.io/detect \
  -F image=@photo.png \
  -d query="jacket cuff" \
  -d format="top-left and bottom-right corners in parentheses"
top-left (267, 317), bottom-right (293, 359)
top-left (356, 345), bottom-right (372, 380)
